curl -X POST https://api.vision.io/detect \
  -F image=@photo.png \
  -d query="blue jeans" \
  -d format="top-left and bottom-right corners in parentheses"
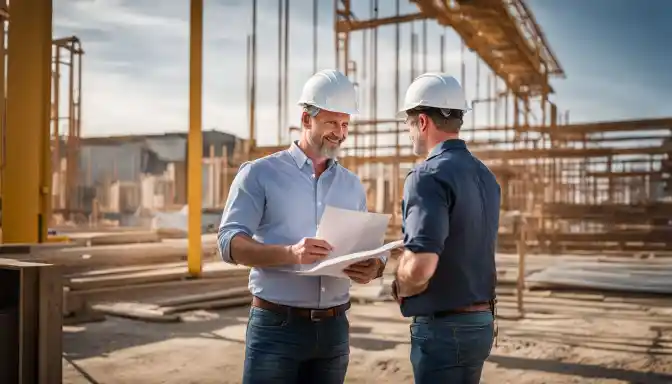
top-left (410, 311), bottom-right (494, 384)
top-left (242, 306), bottom-right (350, 384)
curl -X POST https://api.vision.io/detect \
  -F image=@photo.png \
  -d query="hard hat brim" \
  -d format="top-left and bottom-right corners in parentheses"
top-left (396, 103), bottom-right (472, 120)
top-left (298, 101), bottom-right (359, 116)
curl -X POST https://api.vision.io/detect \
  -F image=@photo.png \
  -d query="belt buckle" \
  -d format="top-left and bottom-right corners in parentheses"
top-left (310, 309), bottom-right (329, 322)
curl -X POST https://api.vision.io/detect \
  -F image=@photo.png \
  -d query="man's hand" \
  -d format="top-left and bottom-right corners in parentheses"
top-left (288, 238), bottom-right (333, 264)
top-left (391, 280), bottom-right (402, 304)
top-left (344, 258), bottom-right (383, 284)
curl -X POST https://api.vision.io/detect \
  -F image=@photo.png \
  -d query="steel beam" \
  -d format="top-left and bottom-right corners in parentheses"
top-left (4, 0), bottom-right (52, 243)
top-left (188, 0), bottom-right (203, 276)
top-left (335, 12), bottom-right (427, 32)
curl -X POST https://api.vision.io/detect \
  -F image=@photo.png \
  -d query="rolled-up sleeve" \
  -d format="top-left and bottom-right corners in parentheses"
top-left (218, 161), bottom-right (265, 264)
top-left (402, 169), bottom-right (450, 255)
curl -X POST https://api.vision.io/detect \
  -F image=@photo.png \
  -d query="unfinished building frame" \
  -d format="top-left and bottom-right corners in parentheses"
top-left (328, 0), bottom-right (671, 253)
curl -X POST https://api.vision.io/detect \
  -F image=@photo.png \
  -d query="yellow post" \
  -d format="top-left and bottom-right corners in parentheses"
top-left (187, 0), bottom-right (203, 276)
top-left (0, 1), bottom-right (7, 197)
top-left (4, 0), bottom-right (52, 243)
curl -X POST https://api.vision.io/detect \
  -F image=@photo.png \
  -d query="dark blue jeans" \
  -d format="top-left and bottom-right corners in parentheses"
top-left (242, 306), bottom-right (350, 384)
top-left (410, 311), bottom-right (494, 384)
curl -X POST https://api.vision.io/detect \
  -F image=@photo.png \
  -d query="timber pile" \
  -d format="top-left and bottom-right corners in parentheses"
top-left (0, 231), bottom-right (255, 323)
top-left (89, 286), bottom-right (252, 323)
top-left (65, 230), bottom-right (161, 246)
top-left (526, 262), bottom-right (672, 294)
top-left (63, 261), bottom-right (251, 323)
top-left (13, 234), bottom-right (221, 275)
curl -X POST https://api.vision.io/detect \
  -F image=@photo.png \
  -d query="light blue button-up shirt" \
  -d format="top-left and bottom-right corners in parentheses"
top-left (218, 141), bottom-right (369, 308)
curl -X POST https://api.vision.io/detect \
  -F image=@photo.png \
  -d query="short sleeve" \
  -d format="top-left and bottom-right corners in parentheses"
top-left (401, 169), bottom-right (450, 255)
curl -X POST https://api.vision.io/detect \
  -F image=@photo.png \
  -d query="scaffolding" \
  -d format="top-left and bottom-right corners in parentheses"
top-left (51, 36), bottom-right (84, 218)
top-left (249, 0), bottom-right (671, 253)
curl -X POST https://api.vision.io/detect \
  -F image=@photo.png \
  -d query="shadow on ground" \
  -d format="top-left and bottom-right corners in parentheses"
top-left (350, 336), bottom-right (409, 352)
top-left (489, 355), bottom-right (672, 384)
top-left (63, 305), bottom-right (250, 360)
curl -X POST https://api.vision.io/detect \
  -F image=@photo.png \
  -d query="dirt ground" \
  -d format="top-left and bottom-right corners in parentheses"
top-left (62, 302), bottom-right (672, 384)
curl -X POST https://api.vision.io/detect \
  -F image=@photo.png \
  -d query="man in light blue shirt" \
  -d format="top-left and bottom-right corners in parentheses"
top-left (218, 69), bottom-right (387, 384)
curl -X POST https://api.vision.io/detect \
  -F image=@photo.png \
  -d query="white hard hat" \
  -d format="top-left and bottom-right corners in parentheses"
top-left (297, 69), bottom-right (359, 115)
top-left (397, 73), bottom-right (470, 119)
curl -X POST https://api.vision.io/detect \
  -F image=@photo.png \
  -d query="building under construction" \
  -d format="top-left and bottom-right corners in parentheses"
top-left (1, 1), bottom-right (671, 381)
top-left (0, 0), bottom-right (668, 250)
top-left (249, 0), bottom-right (672, 255)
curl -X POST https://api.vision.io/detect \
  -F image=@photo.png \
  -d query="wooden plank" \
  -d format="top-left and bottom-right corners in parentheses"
top-left (92, 302), bottom-right (180, 322)
top-left (66, 231), bottom-right (160, 246)
top-left (66, 262), bottom-right (248, 291)
top-left (160, 295), bottom-right (251, 315)
top-left (38, 265), bottom-right (62, 383)
top-left (63, 262), bottom-right (187, 279)
top-left (152, 286), bottom-right (251, 307)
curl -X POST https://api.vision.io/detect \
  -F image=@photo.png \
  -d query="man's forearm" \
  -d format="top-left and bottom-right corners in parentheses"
top-left (395, 270), bottom-right (429, 297)
top-left (394, 251), bottom-right (435, 298)
top-left (230, 234), bottom-right (295, 267)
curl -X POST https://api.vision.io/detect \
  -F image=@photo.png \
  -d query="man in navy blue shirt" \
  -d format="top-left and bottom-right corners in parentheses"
top-left (392, 73), bottom-right (501, 384)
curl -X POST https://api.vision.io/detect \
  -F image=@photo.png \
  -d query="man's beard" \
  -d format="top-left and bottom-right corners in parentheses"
top-left (309, 134), bottom-right (342, 159)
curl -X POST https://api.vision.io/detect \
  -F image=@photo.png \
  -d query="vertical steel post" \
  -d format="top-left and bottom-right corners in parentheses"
top-left (188, 0), bottom-right (204, 276)
top-left (4, 0), bottom-right (52, 243)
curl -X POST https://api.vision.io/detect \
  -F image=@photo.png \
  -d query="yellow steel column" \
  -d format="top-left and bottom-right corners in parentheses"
top-left (0, 1), bottom-right (7, 197)
top-left (4, 0), bottom-right (52, 243)
top-left (187, 0), bottom-right (203, 276)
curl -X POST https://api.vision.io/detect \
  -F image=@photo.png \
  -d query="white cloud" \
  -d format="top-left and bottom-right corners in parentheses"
top-left (53, 0), bottom-right (666, 148)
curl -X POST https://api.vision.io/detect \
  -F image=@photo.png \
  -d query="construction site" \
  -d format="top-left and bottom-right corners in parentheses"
top-left (1, 0), bottom-right (671, 383)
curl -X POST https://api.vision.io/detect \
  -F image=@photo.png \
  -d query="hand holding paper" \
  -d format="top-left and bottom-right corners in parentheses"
top-left (288, 237), bottom-right (333, 264)
top-left (344, 257), bottom-right (384, 284)
top-left (297, 205), bottom-right (404, 279)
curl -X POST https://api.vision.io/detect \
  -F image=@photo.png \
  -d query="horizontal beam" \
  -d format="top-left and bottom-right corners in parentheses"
top-left (586, 170), bottom-right (668, 179)
top-left (541, 118), bottom-right (672, 136)
top-left (336, 12), bottom-right (427, 32)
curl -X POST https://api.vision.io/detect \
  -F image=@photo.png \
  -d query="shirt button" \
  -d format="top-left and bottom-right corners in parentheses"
top-left (321, 287), bottom-right (326, 292)
top-left (318, 202), bottom-right (322, 206)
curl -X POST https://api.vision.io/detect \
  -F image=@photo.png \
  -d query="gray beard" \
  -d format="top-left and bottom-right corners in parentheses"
top-left (309, 136), bottom-right (340, 159)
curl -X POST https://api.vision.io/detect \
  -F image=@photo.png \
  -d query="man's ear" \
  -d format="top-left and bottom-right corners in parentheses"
top-left (419, 114), bottom-right (429, 133)
top-left (301, 112), bottom-right (312, 129)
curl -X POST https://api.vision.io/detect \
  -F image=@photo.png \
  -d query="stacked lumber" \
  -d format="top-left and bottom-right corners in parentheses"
top-left (63, 261), bottom-right (251, 323)
top-left (526, 261), bottom-right (672, 294)
top-left (91, 286), bottom-right (252, 322)
top-left (65, 231), bottom-right (161, 246)
top-left (8, 234), bottom-right (220, 274)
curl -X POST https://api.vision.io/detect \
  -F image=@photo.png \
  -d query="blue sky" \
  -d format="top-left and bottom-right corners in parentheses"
top-left (53, 0), bottom-right (671, 146)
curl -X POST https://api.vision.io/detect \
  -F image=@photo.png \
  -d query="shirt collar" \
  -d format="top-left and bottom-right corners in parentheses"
top-left (287, 140), bottom-right (339, 169)
top-left (427, 139), bottom-right (467, 160)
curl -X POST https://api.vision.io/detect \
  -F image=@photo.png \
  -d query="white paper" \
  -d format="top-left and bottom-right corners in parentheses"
top-left (297, 205), bottom-right (403, 279)
top-left (298, 239), bottom-right (404, 278)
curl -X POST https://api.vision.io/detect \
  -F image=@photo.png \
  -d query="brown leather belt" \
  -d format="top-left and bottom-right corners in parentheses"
top-left (432, 302), bottom-right (492, 318)
top-left (252, 296), bottom-right (350, 322)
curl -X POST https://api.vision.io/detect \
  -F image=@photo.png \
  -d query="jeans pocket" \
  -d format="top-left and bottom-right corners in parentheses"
top-left (454, 323), bottom-right (494, 364)
top-left (410, 322), bottom-right (431, 341)
top-left (248, 307), bottom-right (289, 328)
